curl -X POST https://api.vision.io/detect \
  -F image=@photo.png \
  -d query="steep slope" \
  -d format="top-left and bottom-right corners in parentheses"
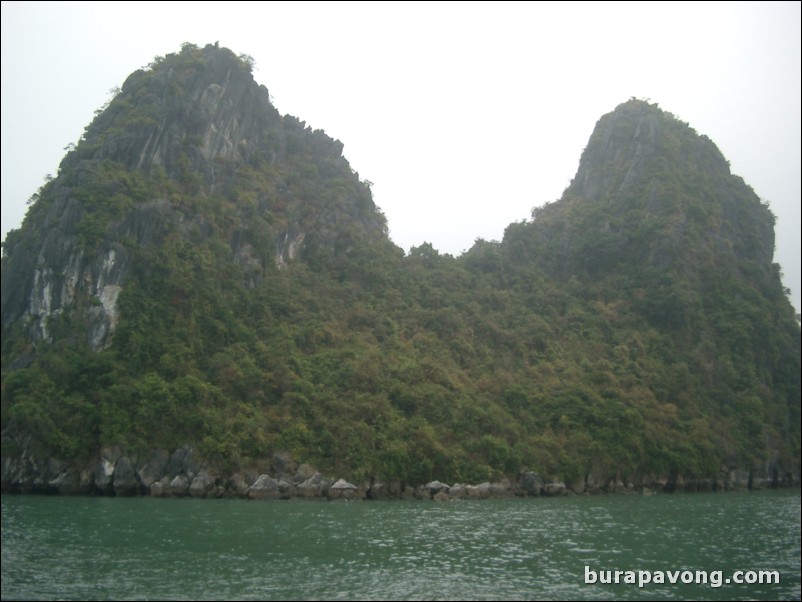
top-left (489, 99), bottom-right (800, 484)
top-left (1, 50), bottom-right (798, 496)
top-left (1, 43), bottom-right (388, 352)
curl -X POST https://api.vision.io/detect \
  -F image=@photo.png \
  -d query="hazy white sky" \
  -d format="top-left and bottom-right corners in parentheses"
top-left (2, 1), bottom-right (800, 311)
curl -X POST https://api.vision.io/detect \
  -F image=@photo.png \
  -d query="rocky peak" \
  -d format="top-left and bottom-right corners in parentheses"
top-left (60, 43), bottom-right (280, 189)
top-left (551, 98), bottom-right (775, 271)
top-left (2, 43), bottom-right (388, 352)
top-left (566, 98), bottom-right (731, 203)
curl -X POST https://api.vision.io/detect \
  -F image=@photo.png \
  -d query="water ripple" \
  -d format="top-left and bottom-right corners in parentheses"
top-left (2, 491), bottom-right (800, 601)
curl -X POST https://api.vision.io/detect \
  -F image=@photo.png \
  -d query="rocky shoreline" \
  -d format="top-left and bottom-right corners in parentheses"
top-left (2, 444), bottom-right (798, 500)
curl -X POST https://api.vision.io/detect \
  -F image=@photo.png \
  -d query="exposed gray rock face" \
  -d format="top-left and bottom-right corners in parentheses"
top-left (413, 485), bottom-right (430, 500)
top-left (94, 458), bottom-right (116, 494)
top-left (164, 446), bottom-right (202, 481)
top-left (0, 438), bottom-right (795, 500)
top-left (113, 456), bottom-right (140, 496)
top-left (431, 480), bottom-right (512, 500)
top-left (448, 483), bottom-right (467, 499)
top-left (181, 449), bottom-right (202, 480)
top-left (169, 474), bottom-right (190, 497)
top-left (166, 448), bottom-right (189, 479)
top-left (296, 473), bottom-right (330, 498)
top-left (138, 449), bottom-right (170, 490)
top-left (366, 479), bottom-right (402, 500)
top-left (466, 482), bottom-right (491, 499)
top-left (189, 471), bottom-right (216, 498)
top-left (0, 191), bottom-right (181, 351)
top-left (149, 477), bottom-right (169, 497)
top-left (489, 480), bottom-right (512, 498)
top-left (49, 468), bottom-right (83, 495)
top-left (543, 480), bottom-right (566, 496)
top-left (425, 480), bottom-right (450, 495)
top-left (328, 478), bottom-right (359, 500)
top-left (568, 102), bottom-right (666, 203)
top-left (83, 47), bottom-right (280, 182)
top-left (229, 473), bottom-right (250, 497)
top-left (1, 225), bottom-right (131, 351)
top-left (248, 474), bottom-right (281, 500)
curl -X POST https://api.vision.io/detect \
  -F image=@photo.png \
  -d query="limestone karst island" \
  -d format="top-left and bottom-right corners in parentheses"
top-left (1, 44), bottom-right (799, 500)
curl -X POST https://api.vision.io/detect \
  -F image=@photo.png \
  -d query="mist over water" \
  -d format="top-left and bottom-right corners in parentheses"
top-left (2, 490), bottom-right (799, 600)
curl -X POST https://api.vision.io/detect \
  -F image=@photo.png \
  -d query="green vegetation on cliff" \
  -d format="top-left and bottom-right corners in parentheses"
top-left (1, 45), bottom-right (799, 488)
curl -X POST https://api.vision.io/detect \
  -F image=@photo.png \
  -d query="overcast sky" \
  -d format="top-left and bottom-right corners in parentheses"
top-left (2, 1), bottom-right (800, 311)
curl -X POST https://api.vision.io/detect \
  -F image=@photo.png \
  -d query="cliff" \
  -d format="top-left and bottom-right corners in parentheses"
top-left (1, 43), bottom-right (387, 352)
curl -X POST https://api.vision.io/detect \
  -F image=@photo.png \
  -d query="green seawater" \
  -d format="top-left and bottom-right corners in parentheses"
top-left (2, 489), bottom-right (799, 600)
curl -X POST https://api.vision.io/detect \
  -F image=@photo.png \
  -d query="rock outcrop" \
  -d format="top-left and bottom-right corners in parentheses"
top-left (0, 439), bottom-right (793, 500)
